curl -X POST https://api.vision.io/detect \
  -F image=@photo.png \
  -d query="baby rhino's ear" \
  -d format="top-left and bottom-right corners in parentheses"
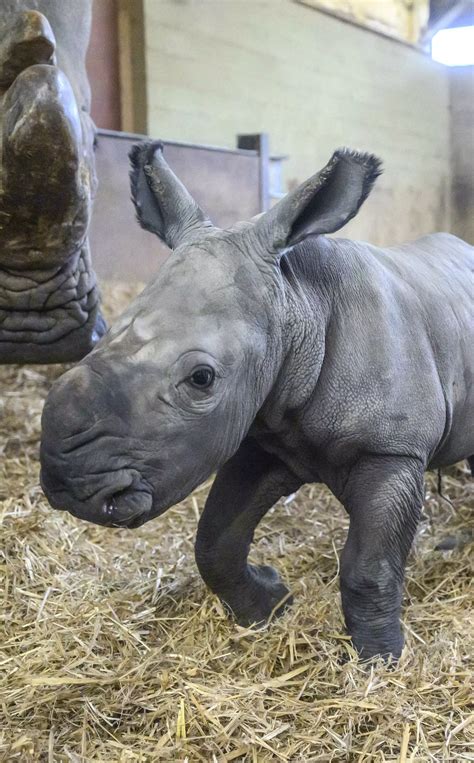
top-left (129, 140), bottom-right (214, 250)
top-left (253, 148), bottom-right (382, 252)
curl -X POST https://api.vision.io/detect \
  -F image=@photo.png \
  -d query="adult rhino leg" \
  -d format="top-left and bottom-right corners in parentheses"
top-left (338, 455), bottom-right (424, 660)
top-left (195, 437), bottom-right (301, 626)
top-left (0, 7), bottom-right (105, 363)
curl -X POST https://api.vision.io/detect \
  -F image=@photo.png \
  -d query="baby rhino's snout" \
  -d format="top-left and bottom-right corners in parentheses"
top-left (40, 364), bottom-right (152, 528)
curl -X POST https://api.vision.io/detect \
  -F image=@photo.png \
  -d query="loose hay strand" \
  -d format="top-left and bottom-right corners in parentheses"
top-left (0, 282), bottom-right (473, 762)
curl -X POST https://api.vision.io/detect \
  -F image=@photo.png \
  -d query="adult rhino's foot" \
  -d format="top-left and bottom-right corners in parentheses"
top-left (0, 23), bottom-right (103, 362)
top-left (0, 245), bottom-right (106, 364)
top-left (0, 10), bottom-right (56, 89)
top-left (220, 564), bottom-right (293, 627)
top-left (0, 64), bottom-right (93, 269)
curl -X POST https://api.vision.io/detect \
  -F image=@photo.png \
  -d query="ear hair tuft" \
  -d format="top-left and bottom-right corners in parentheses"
top-left (129, 140), bottom-right (165, 236)
top-left (331, 148), bottom-right (383, 207)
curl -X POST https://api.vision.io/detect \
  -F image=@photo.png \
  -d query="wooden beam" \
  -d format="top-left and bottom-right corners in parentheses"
top-left (117, 0), bottom-right (147, 134)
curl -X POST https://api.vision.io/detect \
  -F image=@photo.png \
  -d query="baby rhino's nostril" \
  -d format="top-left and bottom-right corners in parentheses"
top-left (102, 488), bottom-right (152, 528)
top-left (102, 498), bottom-right (116, 520)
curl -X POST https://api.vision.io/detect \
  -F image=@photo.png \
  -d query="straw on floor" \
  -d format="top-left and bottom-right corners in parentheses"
top-left (0, 283), bottom-right (472, 762)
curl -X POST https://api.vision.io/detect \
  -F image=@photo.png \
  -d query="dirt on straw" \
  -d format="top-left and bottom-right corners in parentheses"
top-left (0, 283), bottom-right (473, 762)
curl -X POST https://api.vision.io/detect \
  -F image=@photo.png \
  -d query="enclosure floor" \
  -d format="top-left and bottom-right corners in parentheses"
top-left (0, 284), bottom-right (473, 762)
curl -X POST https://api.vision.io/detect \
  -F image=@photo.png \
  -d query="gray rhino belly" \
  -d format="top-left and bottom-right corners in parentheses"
top-left (429, 345), bottom-right (474, 468)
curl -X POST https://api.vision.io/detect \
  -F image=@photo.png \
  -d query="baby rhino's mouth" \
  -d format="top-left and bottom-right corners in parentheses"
top-left (40, 460), bottom-right (154, 528)
top-left (102, 487), bottom-right (153, 528)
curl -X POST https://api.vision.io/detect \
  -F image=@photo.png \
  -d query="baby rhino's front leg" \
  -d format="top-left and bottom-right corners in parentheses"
top-left (195, 437), bottom-right (301, 626)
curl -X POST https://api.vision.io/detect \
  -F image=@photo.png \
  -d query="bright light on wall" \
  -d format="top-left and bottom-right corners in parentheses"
top-left (431, 26), bottom-right (474, 66)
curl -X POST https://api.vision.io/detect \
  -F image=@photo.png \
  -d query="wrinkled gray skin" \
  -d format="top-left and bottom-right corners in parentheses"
top-left (0, 0), bottom-right (105, 363)
top-left (41, 141), bottom-right (474, 660)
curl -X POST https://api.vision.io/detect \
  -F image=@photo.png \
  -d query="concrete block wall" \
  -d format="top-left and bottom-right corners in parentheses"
top-left (143, 0), bottom-right (453, 246)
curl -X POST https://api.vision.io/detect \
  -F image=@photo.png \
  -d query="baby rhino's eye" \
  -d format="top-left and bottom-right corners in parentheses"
top-left (189, 365), bottom-right (215, 389)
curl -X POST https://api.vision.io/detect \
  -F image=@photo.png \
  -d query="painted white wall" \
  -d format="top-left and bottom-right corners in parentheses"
top-left (143, 0), bottom-right (452, 245)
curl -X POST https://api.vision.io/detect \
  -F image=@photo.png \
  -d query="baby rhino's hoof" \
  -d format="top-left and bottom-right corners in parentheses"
top-left (224, 564), bottom-right (293, 627)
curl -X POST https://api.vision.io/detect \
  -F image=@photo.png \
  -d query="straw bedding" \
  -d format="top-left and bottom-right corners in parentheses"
top-left (0, 283), bottom-right (472, 762)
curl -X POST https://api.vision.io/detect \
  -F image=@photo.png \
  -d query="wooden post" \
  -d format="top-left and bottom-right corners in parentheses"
top-left (117, 0), bottom-right (147, 134)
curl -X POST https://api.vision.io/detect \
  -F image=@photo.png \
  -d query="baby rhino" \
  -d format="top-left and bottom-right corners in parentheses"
top-left (40, 142), bottom-right (474, 660)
